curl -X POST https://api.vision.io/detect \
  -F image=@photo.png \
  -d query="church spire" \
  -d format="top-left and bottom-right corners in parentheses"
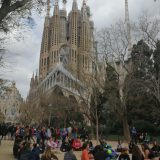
top-left (72, 0), bottom-right (78, 11)
top-left (53, 0), bottom-right (59, 16)
top-left (30, 72), bottom-right (35, 87)
top-left (46, 0), bottom-right (50, 17)
top-left (81, 0), bottom-right (87, 21)
top-left (62, 0), bottom-right (67, 10)
top-left (83, 0), bottom-right (87, 5)
top-left (125, 0), bottom-right (132, 52)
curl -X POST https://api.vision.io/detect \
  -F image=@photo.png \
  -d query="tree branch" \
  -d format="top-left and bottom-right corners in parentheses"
top-left (0, 0), bottom-right (29, 23)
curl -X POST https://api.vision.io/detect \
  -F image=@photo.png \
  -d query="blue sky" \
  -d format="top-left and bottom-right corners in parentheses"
top-left (1, 0), bottom-right (160, 98)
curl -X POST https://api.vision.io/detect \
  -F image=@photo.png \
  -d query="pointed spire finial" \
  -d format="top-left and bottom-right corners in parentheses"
top-left (54, 0), bottom-right (59, 6)
top-left (62, 0), bottom-right (67, 10)
top-left (72, 0), bottom-right (78, 11)
top-left (83, 0), bottom-right (87, 5)
top-left (47, 0), bottom-right (50, 17)
top-left (53, 0), bottom-right (59, 15)
top-left (32, 72), bottom-right (34, 78)
top-left (81, 0), bottom-right (88, 21)
top-left (36, 69), bottom-right (38, 77)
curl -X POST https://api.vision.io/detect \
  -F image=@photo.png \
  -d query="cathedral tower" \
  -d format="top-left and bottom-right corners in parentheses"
top-left (78, 0), bottom-right (93, 79)
top-left (39, 0), bottom-right (50, 80)
top-left (38, 0), bottom-right (96, 82)
top-left (49, 0), bottom-right (60, 71)
top-left (68, 0), bottom-right (80, 75)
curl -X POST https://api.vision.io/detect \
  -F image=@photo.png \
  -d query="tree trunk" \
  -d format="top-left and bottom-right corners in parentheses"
top-left (90, 121), bottom-right (95, 139)
top-left (122, 113), bottom-right (130, 142)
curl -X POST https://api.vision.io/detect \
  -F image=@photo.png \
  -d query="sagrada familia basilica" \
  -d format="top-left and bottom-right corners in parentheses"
top-left (27, 0), bottom-right (98, 107)
top-left (27, 0), bottom-right (132, 119)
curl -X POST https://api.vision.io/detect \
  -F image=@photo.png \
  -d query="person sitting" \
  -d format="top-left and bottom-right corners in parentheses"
top-left (116, 140), bottom-right (123, 152)
top-left (105, 145), bottom-right (118, 160)
top-left (144, 132), bottom-right (151, 144)
top-left (118, 148), bottom-right (130, 160)
top-left (132, 145), bottom-right (144, 160)
top-left (141, 143), bottom-right (155, 160)
top-left (81, 143), bottom-right (94, 160)
top-left (128, 140), bottom-right (135, 153)
top-left (99, 139), bottom-right (107, 148)
top-left (64, 145), bottom-right (77, 160)
top-left (139, 133), bottom-right (144, 143)
top-left (152, 140), bottom-right (160, 155)
top-left (32, 143), bottom-right (40, 160)
top-left (72, 138), bottom-right (82, 151)
top-left (60, 138), bottom-right (70, 152)
top-left (88, 141), bottom-right (94, 153)
top-left (93, 145), bottom-right (108, 160)
top-left (19, 142), bottom-right (34, 160)
top-left (47, 137), bottom-right (57, 149)
top-left (41, 145), bottom-right (58, 160)
top-left (38, 139), bottom-right (45, 154)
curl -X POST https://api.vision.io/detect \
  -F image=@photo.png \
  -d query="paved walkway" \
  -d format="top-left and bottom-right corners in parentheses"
top-left (0, 140), bottom-right (15, 160)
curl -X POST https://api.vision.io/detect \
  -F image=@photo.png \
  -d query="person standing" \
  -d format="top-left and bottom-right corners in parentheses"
top-left (131, 126), bottom-right (137, 144)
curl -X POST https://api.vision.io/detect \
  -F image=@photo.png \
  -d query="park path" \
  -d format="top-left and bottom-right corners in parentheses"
top-left (0, 140), bottom-right (15, 160)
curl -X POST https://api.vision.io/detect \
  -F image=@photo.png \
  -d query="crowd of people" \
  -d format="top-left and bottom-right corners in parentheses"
top-left (12, 125), bottom-right (88, 160)
top-left (0, 124), bottom-right (160, 160)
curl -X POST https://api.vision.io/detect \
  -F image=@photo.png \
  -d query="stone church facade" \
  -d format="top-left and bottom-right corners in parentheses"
top-left (27, 0), bottom-right (97, 106)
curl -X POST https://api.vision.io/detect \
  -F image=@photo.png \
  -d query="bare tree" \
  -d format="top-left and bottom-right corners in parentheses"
top-left (97, 10), bottom-right (160, 141)
top-left (136, 11), bottom-right (160, 49)
top-left (0, 0), bottom-right (45, 54)
top-left (75, 64), bottom-right (105, 144)
top-left (0, 111), bottom-right (5, 123)
top-left (98, 20), bottom-right (132, 141)
top-left (19, 100), bottom-right (45, 125)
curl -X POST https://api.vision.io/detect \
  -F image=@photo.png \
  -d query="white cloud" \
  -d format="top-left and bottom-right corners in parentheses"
top-left (1, 0), bottom-right (160, 98)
